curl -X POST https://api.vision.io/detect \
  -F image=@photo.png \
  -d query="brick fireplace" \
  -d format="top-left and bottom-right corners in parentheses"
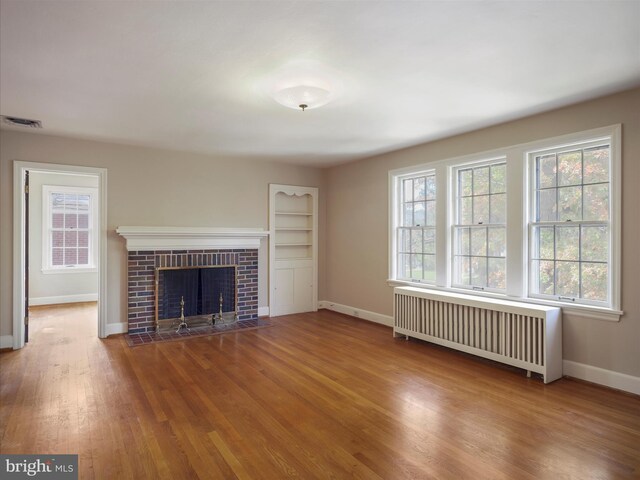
top-left (116, 227), bottom-right (269, 334)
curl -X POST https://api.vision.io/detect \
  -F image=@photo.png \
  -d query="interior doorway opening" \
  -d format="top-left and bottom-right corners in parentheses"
top-left (13, 161), bottom-right (107, 349)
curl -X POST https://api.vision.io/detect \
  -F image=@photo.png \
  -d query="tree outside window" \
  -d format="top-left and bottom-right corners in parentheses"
top-left (530, 144), bottom-right (610, 304)
top-left (397, 172), bottom-right (436, 283)
top-left (453, 161), bottom-right (506, 291)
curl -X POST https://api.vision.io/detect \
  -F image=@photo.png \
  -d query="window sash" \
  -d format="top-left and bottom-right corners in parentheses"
top-left (452, 223), bottom-right (506, 290)
top-left (43, 186), bottom-right (96, 271)
top-left (528, 141), bottom-right (612, 307)
top-left (452, 160), bottom-right (506, 291)
top-left (397, 226), bottom-right (436, 283)
top-left (396, 171), bottom-right (436, 283)
top-left (528, 221), bottom-right (611, 306)
top-left (50, 226), bottom-right (92, 268)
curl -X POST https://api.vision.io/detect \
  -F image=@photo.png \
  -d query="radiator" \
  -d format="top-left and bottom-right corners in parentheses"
top-left (394, 287), bottom-right (562, 383)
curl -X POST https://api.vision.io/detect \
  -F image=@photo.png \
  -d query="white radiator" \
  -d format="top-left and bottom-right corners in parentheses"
top-left (394, 287), bottom-right (562, 383)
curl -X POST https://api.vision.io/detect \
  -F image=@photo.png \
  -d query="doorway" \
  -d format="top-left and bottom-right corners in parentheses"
top-left (13, 161), bottom-right (107, 349)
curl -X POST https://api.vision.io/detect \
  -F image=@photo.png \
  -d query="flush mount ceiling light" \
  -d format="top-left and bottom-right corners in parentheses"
top-left (272, 85), bottom-right (331, 111)
top-left (259, 59), bottom-right (347, 112)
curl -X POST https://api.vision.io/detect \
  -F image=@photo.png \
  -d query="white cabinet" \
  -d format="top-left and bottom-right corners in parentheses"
top-left (269, 184), bottom-right (318, 316)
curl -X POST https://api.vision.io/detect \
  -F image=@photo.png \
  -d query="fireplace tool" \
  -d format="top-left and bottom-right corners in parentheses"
top-left (176, 295), bottom-right (189, 333)
top-left (213, 292), bottom-right (224, 325)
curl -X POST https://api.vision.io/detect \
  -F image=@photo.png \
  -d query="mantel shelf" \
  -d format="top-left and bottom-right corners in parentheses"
top-left (116, 226), bottom-right (269, 251)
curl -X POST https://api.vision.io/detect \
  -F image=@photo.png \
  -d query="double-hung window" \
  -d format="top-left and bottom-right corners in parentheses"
top-left (396, 171), bottom-right (436, 283)
top-left (529, 141), bottom-right (612, 305)
top-left (389, 125), bottom-right (620, 319)
top-left (43, 185), bottom-right (98, 272)
top-left (453, 160), bottom-right (506, 291)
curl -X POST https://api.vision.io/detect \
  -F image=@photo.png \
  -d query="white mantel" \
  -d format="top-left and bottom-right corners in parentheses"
top-left (116, 226), bottom-right (269, 251)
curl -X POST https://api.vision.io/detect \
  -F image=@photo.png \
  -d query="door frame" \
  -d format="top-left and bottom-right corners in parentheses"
top-left (13, 161), bottom-right (108, 348)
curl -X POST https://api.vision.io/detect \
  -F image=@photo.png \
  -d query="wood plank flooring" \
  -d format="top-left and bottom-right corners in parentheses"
top-left (1, 303), bottom-right (639, 479)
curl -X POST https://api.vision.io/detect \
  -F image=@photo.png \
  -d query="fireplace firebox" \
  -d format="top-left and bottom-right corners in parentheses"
top-left (125, 248), bottom-right (259, 334)
top-left (156, 265), bottom-right (237, 332)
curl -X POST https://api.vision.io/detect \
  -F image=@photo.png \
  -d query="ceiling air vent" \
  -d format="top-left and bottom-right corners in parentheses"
top-left (1, 116), bottom-right (43, 128)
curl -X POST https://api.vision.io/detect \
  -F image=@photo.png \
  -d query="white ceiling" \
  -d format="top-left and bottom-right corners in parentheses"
top-left (1, 1), bottom-right (639, 167)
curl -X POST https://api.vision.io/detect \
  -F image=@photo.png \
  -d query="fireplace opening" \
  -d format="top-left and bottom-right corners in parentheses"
top-left (156, 266), bottom-right (236, 332)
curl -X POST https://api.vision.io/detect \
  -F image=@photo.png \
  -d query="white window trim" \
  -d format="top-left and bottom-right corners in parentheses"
top-left (392, 168), bottom-right (437, 285)
top-left (42, 185), bottom-right (99, 274)
top-left (527, 139), bottom-right (613, 308)
top-left (388, 124), bottom-right (622, 322)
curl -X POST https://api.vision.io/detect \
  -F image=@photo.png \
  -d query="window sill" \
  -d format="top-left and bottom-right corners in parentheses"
top-left (386, 279), bottom-right (623, 322)
top-left (42, 267), bottom-right (98, 275)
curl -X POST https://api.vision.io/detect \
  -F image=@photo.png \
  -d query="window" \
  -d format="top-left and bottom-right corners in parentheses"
top-left (43, 185), bottom-right (97, 272)
top-left (529, 141), bottom-right (611, 306)
top-left (396, 171), bottom-right (436, 283)
top-left (453, 160), bottom-right (506, 291)
top-left (389, 125), bottom-right (621, 319)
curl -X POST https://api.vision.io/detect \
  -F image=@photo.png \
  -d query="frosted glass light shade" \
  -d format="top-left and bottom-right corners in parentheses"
top-left (272, 85), bottom-right (331, 110)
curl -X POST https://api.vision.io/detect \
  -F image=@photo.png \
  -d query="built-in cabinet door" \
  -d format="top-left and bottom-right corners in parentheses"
top-left (273, 266), bottom-right (313, 316)
top-left (294, 266), bottom-right (313, 312)
top-left (274, 268), bottom-right (295, 311)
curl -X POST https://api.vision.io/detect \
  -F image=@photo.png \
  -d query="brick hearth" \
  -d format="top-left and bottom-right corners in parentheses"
top-left (127, 249), bottom-right (258, 333)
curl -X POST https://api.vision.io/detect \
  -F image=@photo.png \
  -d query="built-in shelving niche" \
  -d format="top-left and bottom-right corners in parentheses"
top-left (269, 185), bottom-right (318, 316)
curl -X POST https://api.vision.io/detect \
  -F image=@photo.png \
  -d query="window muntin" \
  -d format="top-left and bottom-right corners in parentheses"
top-left (397, 172), bottom-right (436, 283)
top-left (389, 126), bottom-right (619, 317)
top-left (453, 161), bottom-right (506, 291)
top-left (529, 142), bottom-right (611, 305)
top-left (43, 186), bottom-right (96, 271)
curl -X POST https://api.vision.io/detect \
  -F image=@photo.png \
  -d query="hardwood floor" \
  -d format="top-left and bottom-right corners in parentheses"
top-left (1, 303), bottom-right (639, 479)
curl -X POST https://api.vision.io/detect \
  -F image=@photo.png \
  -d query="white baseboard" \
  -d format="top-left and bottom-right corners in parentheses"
top-left (563, 360), bottom-right (640, 396)
top-left (30, 293), bottom-right (98, 306)
top-left (0, 335), bottom-right (13, 349)
top-left (105, 322), bottom-right (127, 337)
top-left (258, 306), bottom-right (269, 317)
top-left (318, 300), bottom-right (393, 327)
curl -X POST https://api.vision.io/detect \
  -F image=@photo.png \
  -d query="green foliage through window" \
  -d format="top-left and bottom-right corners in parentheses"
top-left (454, 161), bottom-right (506, 290)
top-left (398, 172), bottom-right (436, 283)
top-left (531, 143), bottom-right (610, 304)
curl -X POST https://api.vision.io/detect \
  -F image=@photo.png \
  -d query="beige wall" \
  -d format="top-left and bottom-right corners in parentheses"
top-left (0, 132), bottom-right (326, 335)
top-left (325, 88), bottom-right (640, 377)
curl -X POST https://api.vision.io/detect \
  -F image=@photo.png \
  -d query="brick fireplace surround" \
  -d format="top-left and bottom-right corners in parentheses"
top-left (116, 227), bottom-right (268, 334)
top-left (127, 249), bottom-right (258, 333)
